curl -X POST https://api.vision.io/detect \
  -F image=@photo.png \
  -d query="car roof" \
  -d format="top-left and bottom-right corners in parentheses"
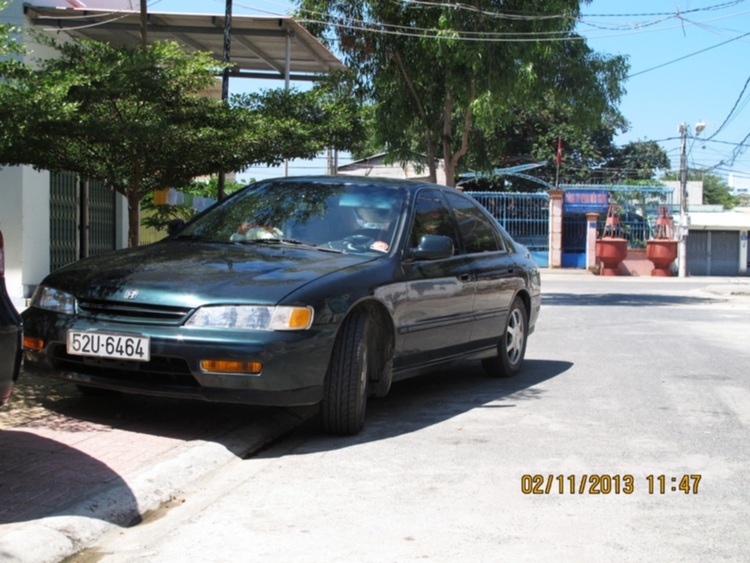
top-left (257, 175), bottom-right (447, 194)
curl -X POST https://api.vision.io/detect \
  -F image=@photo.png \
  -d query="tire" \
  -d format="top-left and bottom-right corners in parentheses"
top-left (482, 296), bottom-right (528, 378)
top-left (321, 311), bottom-right (372, 435)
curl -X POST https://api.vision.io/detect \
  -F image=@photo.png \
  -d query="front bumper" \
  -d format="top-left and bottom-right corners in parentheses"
top-left (21, 309), bottom-right (336, 407)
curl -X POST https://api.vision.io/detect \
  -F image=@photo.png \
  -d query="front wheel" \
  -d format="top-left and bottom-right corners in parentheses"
top-left (321, 311), bottom-right (372, 435)
top-left (482, 296), bottom-right (528, 378)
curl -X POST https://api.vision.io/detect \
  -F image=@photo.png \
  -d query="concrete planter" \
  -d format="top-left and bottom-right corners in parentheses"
top-left (646, 239), bottom-right (678, 277)
top-left (595, 238), bottom-right (628, 276)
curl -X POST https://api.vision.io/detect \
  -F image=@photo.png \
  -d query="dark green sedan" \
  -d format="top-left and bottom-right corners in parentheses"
top-left (21, 176), bottom-right (540, 435)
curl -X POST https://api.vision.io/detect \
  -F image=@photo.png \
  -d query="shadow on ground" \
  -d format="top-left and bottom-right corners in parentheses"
top-left (293, 358), bottom-right (572, 452)
top-left (0, 357), bottom-right (570, 525)
top-left (0, 373), bottom-right (278, 527)
top-left (542, 292), bottom-right (721, 307)
top-left (0, 431), bottom-right (138, 526)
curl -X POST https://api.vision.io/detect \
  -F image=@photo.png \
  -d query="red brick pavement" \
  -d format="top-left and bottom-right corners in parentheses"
top-left (0, 373), bottom-right (313, 542)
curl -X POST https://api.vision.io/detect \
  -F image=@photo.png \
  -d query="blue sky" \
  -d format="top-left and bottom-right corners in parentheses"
top-left (142, 0), bottom-right (750, 186)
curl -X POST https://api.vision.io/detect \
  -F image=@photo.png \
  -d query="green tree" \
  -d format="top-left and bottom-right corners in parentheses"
top-left (701, 174), bottom-right (741, 209)
top-left (297, 0), bottom-right (627, 187)
top-left (0, 38), bottom-right (366, 247)
top-left (0, 0), bottom-right (19, 56)
top-left (601, 141), bottom-right (670, 182)
top-left (0, 39), bottom-right (254, 247)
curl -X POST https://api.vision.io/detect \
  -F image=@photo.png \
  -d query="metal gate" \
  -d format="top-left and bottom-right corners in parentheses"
top-left (687, 230), bottom-right (740, 276)
top-left (50, 172), bottom-right (116, 271)
top-left (468, 192), bottom-right (549, 266)
top-left (50, 171), bottom-right (78, 271)
top-left (562, 213), bottom-right (588, 268)
top-left (88, 179), bottom-right (116, 257)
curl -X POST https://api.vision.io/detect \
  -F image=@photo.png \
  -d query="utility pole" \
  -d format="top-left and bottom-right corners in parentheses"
top-left (677, 121), bottom-right (705, 278)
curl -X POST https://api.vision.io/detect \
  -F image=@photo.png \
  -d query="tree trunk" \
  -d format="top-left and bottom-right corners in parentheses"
top-left (127, 192), bottom-right (141, 248)
top-left (442, 87), bottom-right (475, 189)
top-left (442, 95), bottom-right (456, 188)
top-left (425, 135), bottom-right (438, 184)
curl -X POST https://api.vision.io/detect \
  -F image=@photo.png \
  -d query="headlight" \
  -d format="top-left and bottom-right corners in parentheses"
top-left (31, 286), bottom-right (77, 315)
top-left (185, 305), bottom-right (313, 331)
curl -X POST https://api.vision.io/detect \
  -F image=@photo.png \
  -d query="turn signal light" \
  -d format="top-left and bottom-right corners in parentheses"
top-left (200, 359), bottom-right (263, 375)
top-left (23, 336), bottom-right (44, 351)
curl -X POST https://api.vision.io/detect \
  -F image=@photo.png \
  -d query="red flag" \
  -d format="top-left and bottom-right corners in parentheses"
top-left (556, 137), bottom-right (562, 166)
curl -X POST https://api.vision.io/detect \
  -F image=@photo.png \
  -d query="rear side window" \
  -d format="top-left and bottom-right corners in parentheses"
top-left (445, 193), bottom-right (502, 254)
top-left (409, 194), bottom-right (461, 251)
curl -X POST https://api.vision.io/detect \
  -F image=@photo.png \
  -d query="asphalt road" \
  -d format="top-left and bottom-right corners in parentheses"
top-left (68, 274), bottom-right (750, 562)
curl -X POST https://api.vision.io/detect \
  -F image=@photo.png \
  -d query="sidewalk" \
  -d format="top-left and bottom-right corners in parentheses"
top-left (540, 268), bottom-right (750, 294)
top-left (0, 373), bottom-right (317, 563)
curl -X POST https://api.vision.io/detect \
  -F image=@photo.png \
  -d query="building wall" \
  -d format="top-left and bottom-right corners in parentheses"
top-left (661, 180), bottom-right (703, 208)
top-left (0, 166), bottom-right (50, 310)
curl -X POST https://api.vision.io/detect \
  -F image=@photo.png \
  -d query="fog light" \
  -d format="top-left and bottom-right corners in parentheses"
top-left (23, 336), bottom-right (44, 351)
top-left (200, 359), bottom-right (263, 375)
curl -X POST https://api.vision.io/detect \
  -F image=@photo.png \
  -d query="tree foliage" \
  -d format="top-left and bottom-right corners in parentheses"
top-left (296, 0), bottom-right (628, 187)
top-left (0, 38), bottom-right (366, 246)
top-left (0, 0), bottom-right (19, 57)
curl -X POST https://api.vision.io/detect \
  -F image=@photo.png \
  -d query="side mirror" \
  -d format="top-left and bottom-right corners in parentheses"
top-left (167, 219), bottom-right (186, 237)
top-left (409, 234), bottom-right (454, 260)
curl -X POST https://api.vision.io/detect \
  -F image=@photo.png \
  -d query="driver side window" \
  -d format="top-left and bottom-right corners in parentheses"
top-left (409, 194), bottom-right (460, 252)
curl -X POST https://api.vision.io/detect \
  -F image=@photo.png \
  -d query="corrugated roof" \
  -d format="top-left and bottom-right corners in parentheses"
top-left (23, 6), bottom-right (345, 80)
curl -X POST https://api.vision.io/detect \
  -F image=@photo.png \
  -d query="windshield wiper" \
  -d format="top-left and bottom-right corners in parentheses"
top-left (172, 234), bottom-right (218, 243)
top-left (235, 237), bottom-right (305, 245)
top-left (236, 238), bottom-right (344, 253)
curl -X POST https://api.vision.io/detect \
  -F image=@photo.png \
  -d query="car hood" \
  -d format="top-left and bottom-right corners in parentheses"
top-left (44, 240), bottom-right (376, 307)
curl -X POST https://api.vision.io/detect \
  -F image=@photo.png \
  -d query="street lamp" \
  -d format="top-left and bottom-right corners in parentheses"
top-left (677, 121), bottom-right (705, 278)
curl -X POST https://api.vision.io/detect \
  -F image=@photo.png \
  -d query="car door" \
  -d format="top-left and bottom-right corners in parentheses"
top-left (393, 190), bottom-right (476, 369)
top-left (0, 230), bottom-right (22, 405)
top-left (444, 192), bottom-right (521, 351)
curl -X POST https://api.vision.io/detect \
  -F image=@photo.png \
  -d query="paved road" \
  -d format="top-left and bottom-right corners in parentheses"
top-left (61, 273), bottom-right (750, 562)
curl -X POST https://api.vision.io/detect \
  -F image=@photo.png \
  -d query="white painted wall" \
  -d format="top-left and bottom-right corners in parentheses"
top-left (0, 166), bottom-right (49, 310)
top-left (662, 180), bottom-right (703, 208)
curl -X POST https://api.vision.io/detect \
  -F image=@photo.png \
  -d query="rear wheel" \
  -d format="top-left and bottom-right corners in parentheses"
top-left (321, 311), bottom-right (372, 435)
top-left (482, 296), bottom-right (528, 378)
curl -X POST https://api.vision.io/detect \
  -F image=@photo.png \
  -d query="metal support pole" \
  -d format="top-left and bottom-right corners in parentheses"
top-left (678, 123), bottom-right (688, 278)
top-left (218, 0), bottom-right (233, 200)
top-left (283, 30), bottom-right (292, 177)
top-left (139, 0), bottom-right (148, 47)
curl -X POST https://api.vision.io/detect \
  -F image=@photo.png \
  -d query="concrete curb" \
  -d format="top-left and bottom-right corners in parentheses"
top-left (0, 405), bottom-right (317, 563)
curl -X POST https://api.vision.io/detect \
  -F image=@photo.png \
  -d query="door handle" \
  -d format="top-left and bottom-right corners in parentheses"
top-left (459, 273), bottom-right (472, 282)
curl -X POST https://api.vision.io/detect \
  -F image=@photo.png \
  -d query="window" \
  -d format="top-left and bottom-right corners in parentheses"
top-left (409, 193), bottom-right (460, 252)
top-left (445, 193), bottom-right (501, 253)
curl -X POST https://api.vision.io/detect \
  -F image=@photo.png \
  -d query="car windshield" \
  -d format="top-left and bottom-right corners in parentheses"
top-left (177, 180), bottom-right (406, 255)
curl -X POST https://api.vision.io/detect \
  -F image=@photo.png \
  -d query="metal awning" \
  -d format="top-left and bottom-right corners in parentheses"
top-left (23, 6), bottom-right (345, 81)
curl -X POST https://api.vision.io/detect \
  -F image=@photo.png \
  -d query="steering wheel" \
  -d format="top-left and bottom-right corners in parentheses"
top-left (342, 234), bottom-right (374, 252)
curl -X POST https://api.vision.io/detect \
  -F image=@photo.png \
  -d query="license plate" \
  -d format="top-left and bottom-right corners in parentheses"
top-left (67, 330), bottom-right (150, 362)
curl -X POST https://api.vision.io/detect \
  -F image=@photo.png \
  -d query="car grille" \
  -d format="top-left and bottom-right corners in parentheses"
top-left (51, 346), bottom-right (199, 388)
top-left (77, 299), bottom-right (193, 326)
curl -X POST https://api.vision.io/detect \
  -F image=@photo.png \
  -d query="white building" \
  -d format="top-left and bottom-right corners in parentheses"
top-left (337, 153), bottom-right (447, 185)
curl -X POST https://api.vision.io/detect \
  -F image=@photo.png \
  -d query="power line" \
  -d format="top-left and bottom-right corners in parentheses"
top-left (627, 29), bottom-right (750, 78)
top-left (706, 73), bottom-right (750, 140)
